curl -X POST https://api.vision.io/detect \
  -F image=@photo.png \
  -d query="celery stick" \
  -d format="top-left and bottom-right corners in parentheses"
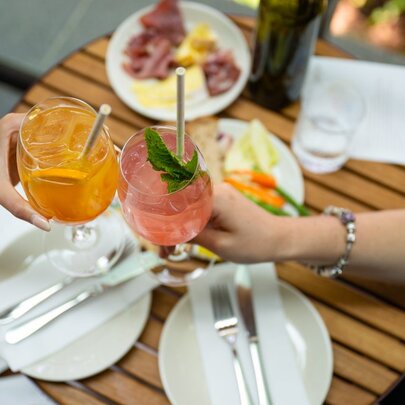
top-left (275, 186), bottom-right (309, 216)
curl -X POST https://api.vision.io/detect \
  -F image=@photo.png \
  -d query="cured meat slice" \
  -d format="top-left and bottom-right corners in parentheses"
top-left (140, 0), bottom-right (185, 46)
top-left (203, 50), bottom-right (241, 96)
top-left (123, 33), bottom-right (176, 79)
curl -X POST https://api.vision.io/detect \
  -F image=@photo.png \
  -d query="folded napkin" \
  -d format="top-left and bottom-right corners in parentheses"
top-left (0, 375), bottom-right (56, 404)
top-left (0, 251), bottom-right (159, 371)
top-left (0, 192), bottom-right (32, 373)
top-left (0, 186), bottom-right (33, 254)
top-left (0, 357), bottom-right (7, 374)
top-left (304, 56), bottom-right (405, 165)
top-left (189, 262), bottom-right (309, 405)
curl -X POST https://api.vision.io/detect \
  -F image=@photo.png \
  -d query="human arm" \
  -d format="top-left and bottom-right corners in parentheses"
top-left (0, 113), bottom-right (50, 231)
top-left (194, 183), bottom-right (405, 283)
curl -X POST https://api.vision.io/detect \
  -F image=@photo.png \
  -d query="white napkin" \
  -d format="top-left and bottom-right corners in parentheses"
top-left (305, 56), bottom-right (405, 165)
top-left (189, 262), bottom-right (309, 405)
top-left (0, 375), bottom-right (56, 404)
top-left (0, 185), bottom-right (32, 254)
top-left (0, 357), bottom-right (7, 374)
top-left (0, 186), bottom-right (36, 373)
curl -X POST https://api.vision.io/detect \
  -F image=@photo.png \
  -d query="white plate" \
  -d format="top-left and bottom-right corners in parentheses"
top-left (219, 118), bottom-right (305, 204)
top-left (107, 2), bottom-right (251, 121)
top-left (0, 229), bottom-right (151, 382)
top-left (159, 282), bottom-right (333, 405)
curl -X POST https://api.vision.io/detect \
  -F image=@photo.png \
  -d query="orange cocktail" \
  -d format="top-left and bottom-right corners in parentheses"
top-left (18, 102), bottom-right (118, 224)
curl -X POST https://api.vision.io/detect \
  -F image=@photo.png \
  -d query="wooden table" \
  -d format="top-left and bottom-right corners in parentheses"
top-left (4, 15), bottom-right (405, 405)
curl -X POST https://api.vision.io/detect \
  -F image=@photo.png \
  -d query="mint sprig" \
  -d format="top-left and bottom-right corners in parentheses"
top-left (145, 128), bottom-right (199, 193)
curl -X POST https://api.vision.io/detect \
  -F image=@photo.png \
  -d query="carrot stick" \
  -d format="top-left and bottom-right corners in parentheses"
top-left (229, 169), bottom-right (309, 216)
top-left (230, 170), bottom-right (277, 188)
top-left (243, 193), bottom-right (290, 216)
top-left (224, 177), bottom-right (285, 208)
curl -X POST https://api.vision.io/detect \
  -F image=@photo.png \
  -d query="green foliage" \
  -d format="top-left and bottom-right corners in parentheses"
top-left (145, 128), bottom-right (199, 193)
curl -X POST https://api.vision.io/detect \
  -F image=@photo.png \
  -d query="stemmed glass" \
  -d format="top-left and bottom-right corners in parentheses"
top-left (17, 97), bottom-right (125, 277)
top-left (118, 126), bottom-right (213, 286)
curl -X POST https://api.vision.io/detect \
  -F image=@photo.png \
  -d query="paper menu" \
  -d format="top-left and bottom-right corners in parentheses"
top-left (304, 56), bottom-right (405, 165)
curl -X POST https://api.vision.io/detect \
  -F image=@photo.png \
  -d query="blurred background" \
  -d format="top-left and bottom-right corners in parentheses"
top-left (0, 0), bottom-right (404, 115)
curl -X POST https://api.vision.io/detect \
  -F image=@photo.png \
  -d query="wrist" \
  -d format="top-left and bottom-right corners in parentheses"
top-left (259, 215), bottom-right (296, 262)
top-left (266, 215), bottom-right (347, 264)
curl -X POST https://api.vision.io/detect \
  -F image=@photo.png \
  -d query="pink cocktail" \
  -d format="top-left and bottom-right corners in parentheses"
top-left (118, 126), bottom-right (213, 285)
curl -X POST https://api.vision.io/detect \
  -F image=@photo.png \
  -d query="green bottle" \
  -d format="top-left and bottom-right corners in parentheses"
top-left (249, 0), bottom-right (325, 110)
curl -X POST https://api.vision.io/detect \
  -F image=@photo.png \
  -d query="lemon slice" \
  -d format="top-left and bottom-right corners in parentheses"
top-left (31, 168), bottom-right (89, 184)
top-left (190, 245), bottom-right (221, 262)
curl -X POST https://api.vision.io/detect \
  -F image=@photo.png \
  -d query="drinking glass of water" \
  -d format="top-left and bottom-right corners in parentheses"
top-left (292, 82), bottom-right (365, 173)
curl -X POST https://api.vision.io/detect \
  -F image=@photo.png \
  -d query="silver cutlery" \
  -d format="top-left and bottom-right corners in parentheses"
top-left (210, 284), bottom-right (253, 405)
top-left (235, 266), bottom-right (272, 405)
top-left (0, 238), bottom-right (134, 325)
top-left (4, 250), bottom-right (162, 345)
top-left (0, 276), bottom-right (74, 325)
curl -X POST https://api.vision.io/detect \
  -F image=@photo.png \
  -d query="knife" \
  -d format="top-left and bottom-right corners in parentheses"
top-left (235, 265), bottom-right (272, 405)
top-left (4, 252), bottom-right (163, 345)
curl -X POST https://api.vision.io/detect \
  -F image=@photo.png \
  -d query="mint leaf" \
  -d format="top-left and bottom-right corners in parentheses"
top-left (184, 150), bottom-right (198, 175)
top-left (145, 128), bottom-right (190, 179)
top-left (145, 128), bottom-right (199, 193)
top-left (161, 173), bottom-right (191, 193)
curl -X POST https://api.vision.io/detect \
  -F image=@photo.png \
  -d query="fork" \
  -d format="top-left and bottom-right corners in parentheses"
top-left (210, 284), bottom-right (253, 405)
top-left (0, 237), bottom-right (135, 325)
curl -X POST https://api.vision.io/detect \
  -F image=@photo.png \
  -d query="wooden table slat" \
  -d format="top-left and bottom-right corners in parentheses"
top-left (137, 317), bottom-right (163, 352)
top-left (151, 288), bottom-right (180, 321)
top-left (277, 263), bottom-right (405, 340)
top-left (117, 348), bottom-right (163, 389)
top-left (39, 68), bottom-right (153, 127)
top-left (343, 274), bottom-right (405, 309)
top-left (311, 299), bottom-right (405, 371)
top-left (304, 179), bottom-right (371, 213)
top-left (85, 38), bottom-right (109, 59)
top-left (82, 369), bottom-right (169, 405)
top-left (36, 381), bottom-right (108, 405)
top-left (332, 343), bottom-right (399, 395)
top-left (64, 51), bottom-right (110, 85)
top-left (302, 169), bottom-right (405, 210)
top-left (325, 377), bottom-right (377, 405)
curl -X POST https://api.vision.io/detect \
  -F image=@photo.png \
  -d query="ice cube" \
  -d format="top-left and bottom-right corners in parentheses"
top-left (68, 112), bottom-right (94, 152)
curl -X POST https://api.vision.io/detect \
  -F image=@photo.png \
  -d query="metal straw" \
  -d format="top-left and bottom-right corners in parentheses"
top-left (81, 104), bottom-right (112, 158)
top-left (176, 67), bottom-right (185, 159)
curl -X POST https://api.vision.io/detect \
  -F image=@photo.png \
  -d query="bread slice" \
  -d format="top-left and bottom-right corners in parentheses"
top-left (186, 117), bottom-right (223, 184)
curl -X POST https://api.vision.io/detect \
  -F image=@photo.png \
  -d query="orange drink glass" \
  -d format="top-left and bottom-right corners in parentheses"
top-left (118, 126), bottom-right (213, 286)
top-left (18, 97), bottom-right (125, 277)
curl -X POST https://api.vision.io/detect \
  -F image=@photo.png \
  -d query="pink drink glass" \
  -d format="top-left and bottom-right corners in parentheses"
top-left (118, 126), bottom-right (213, 286)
